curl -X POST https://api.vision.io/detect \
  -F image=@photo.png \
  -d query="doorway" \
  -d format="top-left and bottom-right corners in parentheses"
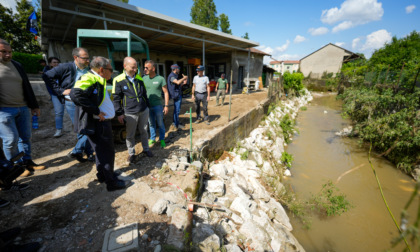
top-left (156, 63), bottom-right (166, 79)
top-left (238, 66), bottom-right (244, 88)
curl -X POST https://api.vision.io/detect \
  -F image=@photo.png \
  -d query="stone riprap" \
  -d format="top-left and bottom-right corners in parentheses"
top-left (192, 91), bottom-right (312, 251)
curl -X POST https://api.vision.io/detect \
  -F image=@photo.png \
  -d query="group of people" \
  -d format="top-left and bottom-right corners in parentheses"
top-left (0, 40), bottom-right (231, 196)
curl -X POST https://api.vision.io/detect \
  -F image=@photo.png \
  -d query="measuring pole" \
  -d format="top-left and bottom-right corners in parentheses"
top-left (228, 69), bottom-right (233, 121)
top-left (189, 107), bottom-right (193, 161)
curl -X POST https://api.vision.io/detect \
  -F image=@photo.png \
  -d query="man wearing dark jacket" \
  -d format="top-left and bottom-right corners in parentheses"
top-left (71, 56), bottom-right (131, 191)
top-left (43, 47), bottom-right (93, 162)
top-left (0, 39), bottom-right (45, 176)
top-left (112, 57), bottom-right (151, 164)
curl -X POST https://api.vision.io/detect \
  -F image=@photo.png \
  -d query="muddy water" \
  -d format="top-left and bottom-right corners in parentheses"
top-left (286, 94), bottom-right (417, 252)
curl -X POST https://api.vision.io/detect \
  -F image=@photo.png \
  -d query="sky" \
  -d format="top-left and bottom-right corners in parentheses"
top-left (2, 0), bottom-right (419, 64)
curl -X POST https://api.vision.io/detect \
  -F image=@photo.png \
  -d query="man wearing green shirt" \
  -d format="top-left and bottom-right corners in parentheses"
top-left (215, 73), bottom-right (229, 106)
top-left (143, 60), bottom-right (169, 148)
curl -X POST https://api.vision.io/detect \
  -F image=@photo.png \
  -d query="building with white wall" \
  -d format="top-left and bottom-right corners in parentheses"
top-left (300, 43), bottom-right (360, 79)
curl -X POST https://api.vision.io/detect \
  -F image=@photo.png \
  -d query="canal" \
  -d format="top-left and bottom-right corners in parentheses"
top-left (286, 93), bottom-right (418, 252)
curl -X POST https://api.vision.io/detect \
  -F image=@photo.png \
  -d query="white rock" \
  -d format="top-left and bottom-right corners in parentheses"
top-left (224, 244), bottom-right (242, 252)
top-left (209, 163), bottom-right (228, 179)
top-left (283, 169), bottom-right (292, 177)
top-left (248, 177), bottom-right (270, 201)
top-left (230, 212), bottom-right (244, 224)
top-left (192, 224), bottom-right (220, 251)
top-left (152, 199), bottom-right (168, 214)
top-left (239, 220), bottom-right (271, 251)
top-left (267, 199), bottom-right (292, 231)
top-left (249, 151), bottom-right (263, 166)
top-left (191, 160), bottom-right (203, 170)
top-left (229, 197), bottom-right (253, 220)
top-left (195, 207), bottom-right (209, 222)
top-left (206, 180), bottom-right (225, 196)
top-left (261, 161), bottom-right (274, 176)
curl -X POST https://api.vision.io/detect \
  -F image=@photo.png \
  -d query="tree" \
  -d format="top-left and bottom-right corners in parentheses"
top-left (0, 0), bottom-right (41, 54)
top-left (242, 32), bottom-right (249, 39)
top-left (219, 13), bottom-right (232, 34)
top-left (190, 0), bottom-right (218, 30)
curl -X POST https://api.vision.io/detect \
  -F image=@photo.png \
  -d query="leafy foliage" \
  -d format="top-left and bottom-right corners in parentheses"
top-left (341, 31), bottom-right (420, 91)
top-left (310, 181), bottom-right (352, 216)
top-left (339, 87), bottom-right (420, 172)
top-left (283, 72), bottom-right (304, 94)
top-left (12, 52), bottom-right (43, 74)
top-left (0, 0), bottom-right (41, 54)
top-left (190, 0), bottom-right (218, 30)
top-left (281, 151), bottom-right (293, 168)
top-left (219, 13), bottom-right (232, 34)
top-left (242, 32), bottom-right (249, 39)
top-left (280, 114), bottom-right (295, 144)
top-left (338, 31), bottom-right (420, 173)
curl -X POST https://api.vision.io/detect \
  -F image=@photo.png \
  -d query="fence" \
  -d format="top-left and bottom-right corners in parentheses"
top-left (267, 74), bottom-right (283, 99)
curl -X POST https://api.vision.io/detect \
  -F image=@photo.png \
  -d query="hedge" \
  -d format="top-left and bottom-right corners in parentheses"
top-left (12, 52), bottom-right (43, 74)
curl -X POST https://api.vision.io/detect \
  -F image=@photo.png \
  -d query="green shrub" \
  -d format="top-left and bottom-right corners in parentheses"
top-left (310, 181), bottom-right (352, 216)
top-left (281, 151), bottom-right (293, 168)
top-left (283, 72), bottom-right (304, 95)
top-left (339, 86), bottom-right (420, 173)
top-left (280, 114), bottom-right (295, 144)
top-left (240, 150), bottom-right (249, 160)
top-left (12, 52), bottom-right (43, 74)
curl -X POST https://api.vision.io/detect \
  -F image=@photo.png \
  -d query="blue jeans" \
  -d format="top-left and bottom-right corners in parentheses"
top-left (65, 101), bottom-right (93, 155)
top-left (0, 106), bottom-right (32, 161)
top-left (51, 95), bottom-right (64, 129)
top-left (149, 105), bottom-right (165, 141)
top-left (173, 96), bottom-right (182, 127)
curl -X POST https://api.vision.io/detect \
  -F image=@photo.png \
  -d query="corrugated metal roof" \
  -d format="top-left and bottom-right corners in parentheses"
top-left (41, 0), bottom-right (260, 58)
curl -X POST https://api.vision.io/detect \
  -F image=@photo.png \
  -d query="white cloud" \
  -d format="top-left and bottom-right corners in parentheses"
top-left (276, 40), bottom-right (290, 52)
top-left (361, 29), bottom-right (392, 51)
top-left (308, 27), bottom-right (329, 36)
top-left (294, 35), bottom-right (306, 43)
top-left (352, 37), bottom-right (361, 50)
top-left (258, 43), bottom-right (300, 64)
top-left (1, 0), bottom-right (18, 12)
top-left (332, 21), bottom-right (354, 33)
top-left (335, 42), bottom-right (345, 47)
top-left (321, 0), bottom-right (383, 31)
top-left (406, 5), bottom-right (416, 14)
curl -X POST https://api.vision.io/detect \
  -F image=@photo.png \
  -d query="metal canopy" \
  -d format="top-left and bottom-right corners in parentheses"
top-left (77, 29), bottom-right (150, 68)
top-left (42, 0), bottom-right (260, 59)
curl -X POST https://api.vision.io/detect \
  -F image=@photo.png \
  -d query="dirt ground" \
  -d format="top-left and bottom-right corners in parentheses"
top-left (0, 88), bottom-right (268, 251)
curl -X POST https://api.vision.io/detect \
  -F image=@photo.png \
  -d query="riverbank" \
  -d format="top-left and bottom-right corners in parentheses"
top-left (191, 91), bottom-right (313, 251)
top-left (286, 94), bottom-right (418, 251)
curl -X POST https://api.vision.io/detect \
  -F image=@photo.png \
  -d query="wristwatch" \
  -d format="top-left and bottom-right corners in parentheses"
top-left (164, 105), bottom-right (168, 107)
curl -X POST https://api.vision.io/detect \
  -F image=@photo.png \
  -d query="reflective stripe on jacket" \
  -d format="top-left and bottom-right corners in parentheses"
top-left (112, 72), bottom-right (149, 116)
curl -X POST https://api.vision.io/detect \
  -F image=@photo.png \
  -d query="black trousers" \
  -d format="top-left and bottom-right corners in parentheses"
top-left (194, 92), bottom-right (208, 120)
top-left (87, 120), bottom-right (116, 184)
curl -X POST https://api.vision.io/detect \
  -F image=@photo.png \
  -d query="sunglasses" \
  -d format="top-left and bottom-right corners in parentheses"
top-left (77, 56), bottom-right (90, 60)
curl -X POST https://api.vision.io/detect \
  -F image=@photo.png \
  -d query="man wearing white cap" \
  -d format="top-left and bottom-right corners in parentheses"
top-left (192, 65), bottom-right (210, 125)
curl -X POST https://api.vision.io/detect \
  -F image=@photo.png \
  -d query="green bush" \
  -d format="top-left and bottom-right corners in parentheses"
top-left (280, 114), bottom-right (295, 144)
top-left (283, 72), bottom-right (304, 95)
top-left (310, 181), bottom-right (352, 216)
top-left (339, 87), bottom-right (420, 173)
top-left (12, 52), bottom-right (43, 74)
top-left (281, 151), bottom-right (294, 168)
